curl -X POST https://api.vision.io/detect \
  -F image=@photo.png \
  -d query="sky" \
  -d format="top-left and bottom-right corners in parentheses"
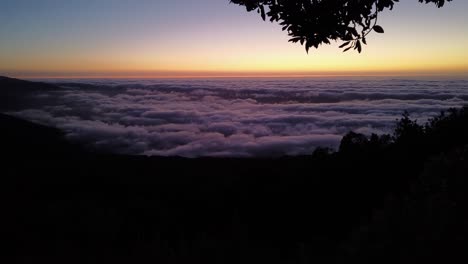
top-left (0, 0), bottom-right (467, 78)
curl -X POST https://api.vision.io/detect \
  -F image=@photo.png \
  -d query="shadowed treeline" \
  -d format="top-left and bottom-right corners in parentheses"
top-left (2, 102), bottom-right (468, 263)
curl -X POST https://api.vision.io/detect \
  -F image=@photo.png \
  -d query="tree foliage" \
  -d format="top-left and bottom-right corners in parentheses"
top-left (231, 0), bottom-right (452, 53)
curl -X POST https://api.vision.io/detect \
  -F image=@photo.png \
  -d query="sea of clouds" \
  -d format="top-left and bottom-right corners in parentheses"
top-left (10, 77), bottom-right (468, 157)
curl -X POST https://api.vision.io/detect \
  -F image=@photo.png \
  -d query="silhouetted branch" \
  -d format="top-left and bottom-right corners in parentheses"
top-left (231, 0), bottom-right (452, 53)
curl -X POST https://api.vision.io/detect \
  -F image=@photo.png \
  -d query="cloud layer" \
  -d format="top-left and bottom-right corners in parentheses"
top-left (10, 78), bottom-right (468, 157)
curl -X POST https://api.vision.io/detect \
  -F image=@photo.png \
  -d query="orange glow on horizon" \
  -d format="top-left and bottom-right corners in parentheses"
top-left (11, 69), bottom-right (468, 80)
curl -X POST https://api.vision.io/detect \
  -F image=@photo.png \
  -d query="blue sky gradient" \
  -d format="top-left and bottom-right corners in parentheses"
top-left (1, 0), bottom-right (467, 77)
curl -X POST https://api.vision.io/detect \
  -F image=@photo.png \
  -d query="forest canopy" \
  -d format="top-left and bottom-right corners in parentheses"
top-left (231, 0), bottom-right (452, 53)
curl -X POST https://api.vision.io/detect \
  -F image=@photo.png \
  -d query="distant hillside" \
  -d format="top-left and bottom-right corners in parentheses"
top-left (0, 76), bottom-right (59, 91)
top-left (0, 76), bottom-right (60, 110)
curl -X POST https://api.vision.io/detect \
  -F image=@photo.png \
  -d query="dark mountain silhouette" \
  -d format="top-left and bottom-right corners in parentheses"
top-left (0, 76), bottom-right (60, 110)
top-left (1, 76), bottom-right (468, 263)
top-left (0, 76), bottom-right (59, 91)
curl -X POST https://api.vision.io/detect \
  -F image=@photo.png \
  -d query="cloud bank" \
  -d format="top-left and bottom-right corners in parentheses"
top-left (10, 78), bottom-right (468, 157)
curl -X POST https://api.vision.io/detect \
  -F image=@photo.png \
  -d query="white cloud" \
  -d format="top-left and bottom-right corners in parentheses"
top-left (9, 78), bottom-right (468, 157)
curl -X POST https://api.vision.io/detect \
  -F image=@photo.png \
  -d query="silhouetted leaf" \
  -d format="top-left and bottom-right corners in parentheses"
top-left (343, 46), bottom-right (352, 52)
top-left (339, 41), bottom-right (351, 48)
top-left (288, 37), bottom-right (301, 43)
top-left (356, 40), bottom-right (362, 53)
top-left (373, 25), bottom-right (385, 33)
top-left (232, 0), bottom-right (451, 53)
top-left (259, 5), bottom-right (266, 21)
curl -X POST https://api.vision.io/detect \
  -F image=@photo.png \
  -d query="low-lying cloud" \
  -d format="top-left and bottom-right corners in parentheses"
top-left (9, 78), bottom-right (468, 157)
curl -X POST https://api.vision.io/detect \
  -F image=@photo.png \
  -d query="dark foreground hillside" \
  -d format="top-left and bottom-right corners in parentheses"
top-left (1, 76), bottom-right (468, 263)
top-left (2, 108), bottom-right (468, 264)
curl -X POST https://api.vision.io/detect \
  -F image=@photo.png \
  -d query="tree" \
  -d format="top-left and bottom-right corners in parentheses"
top-left (339, 131), bottom-right (369, 153)
top-left (393, 111), bottom-right (425, 145)
top-left (230, 0), bottom-right (452, 53)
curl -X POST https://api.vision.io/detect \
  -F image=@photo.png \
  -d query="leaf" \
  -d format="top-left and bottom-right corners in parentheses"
top-left (305, 40), bottom-right (314, 54)
top-left (259, 5), bottom-right (266, 21)
top-left (362, 37), bottom-right (367, 45)
top-left (339, 41), bottom-right (351, 48)
top-left (343, 46), bottom-right (352, 52)
top-left (288, 37), bottom-right (301, 43)
top-left (356, 40), bottom-right (362, 53)
top-left (373, 25), bottom-right (384, 33)
top-left (348, 27), bottom-right (359, 37)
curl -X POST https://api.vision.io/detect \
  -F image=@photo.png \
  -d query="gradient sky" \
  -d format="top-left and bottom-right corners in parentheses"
top-left (1, 0), bottom-right (467, 78)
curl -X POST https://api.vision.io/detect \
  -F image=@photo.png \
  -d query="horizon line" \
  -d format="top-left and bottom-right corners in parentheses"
top-left (9, 72), bottom-right (468, 80)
